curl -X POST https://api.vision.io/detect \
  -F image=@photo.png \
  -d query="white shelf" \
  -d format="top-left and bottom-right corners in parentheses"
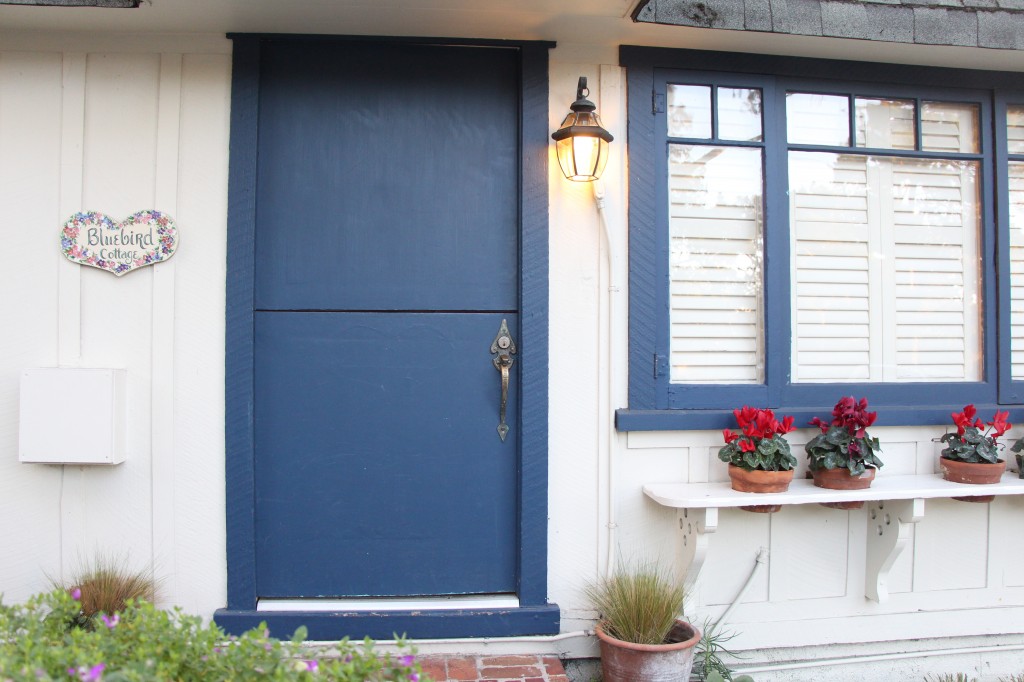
top-left (643, 472), bottom-right (1024, 603)
top-left (643, 472), bottom-right (1024, 509)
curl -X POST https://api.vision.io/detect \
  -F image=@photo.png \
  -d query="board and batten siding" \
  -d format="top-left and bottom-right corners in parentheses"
top-left (0, 43), bottom-right (230, 615)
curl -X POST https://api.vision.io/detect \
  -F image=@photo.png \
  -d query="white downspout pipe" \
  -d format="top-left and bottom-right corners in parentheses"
top-left (593, 178), bottom-right (619, 579)
top-left (592, 66), bottom-right (627, 581)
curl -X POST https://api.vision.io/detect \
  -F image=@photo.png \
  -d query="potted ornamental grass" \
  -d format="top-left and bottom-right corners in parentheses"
top-left (719, 406), bottom-right (797, 512)
top-left (586, 562), bottom-right (701, 682)
top-left (805, 396), bottom-right (884, 509)
top-left (939, 404), bottom-right (1010, 502)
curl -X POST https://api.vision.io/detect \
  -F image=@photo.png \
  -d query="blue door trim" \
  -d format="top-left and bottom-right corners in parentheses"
top-left (218, 35), bottom-right (558, 638)
top-left (215, 606), bottom-right (560, 641)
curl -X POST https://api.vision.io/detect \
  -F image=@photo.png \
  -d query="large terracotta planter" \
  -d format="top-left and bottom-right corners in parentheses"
top-left (939, 457), bottom-right (1005, 503)
top-left (812, 467), bottom-right (876, 510)
top-left (728, 465), bottom-right (794, 513)
top-left (595, 619), bottom-right (701, 682)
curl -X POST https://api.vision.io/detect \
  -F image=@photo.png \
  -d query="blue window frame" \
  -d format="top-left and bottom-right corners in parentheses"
top-left (618, 47), bottom-right (1024, 431)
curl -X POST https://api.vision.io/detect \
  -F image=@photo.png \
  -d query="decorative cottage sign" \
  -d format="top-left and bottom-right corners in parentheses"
top-left (60, 210), bottom-right (178, 276)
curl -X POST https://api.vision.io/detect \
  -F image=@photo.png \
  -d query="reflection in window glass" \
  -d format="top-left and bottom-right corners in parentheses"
top-left (787, 93), bottom-right (850, 146)
top-left (1010, 162), bottom-right (1024, 379)
top-left (855, 98), bottom-right (915, 150)
top-left (718, 88), bottom-right (763, 142)
top-left (668, 85), bottom-right (712, 139)
top-left (669, 145), bottom-right (764, 384)
top-left (1009, 105), bottom-right (1024, 155)
top-left (789, 152), bottom-right (982, 383)
top-left (922, 101), bottom-right (980, 153)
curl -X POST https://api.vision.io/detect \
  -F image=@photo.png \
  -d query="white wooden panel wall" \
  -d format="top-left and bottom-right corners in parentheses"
top-left (0, 45), bottom-right (229, 611)
top-left (622, 427), bottom-right (1024, 650)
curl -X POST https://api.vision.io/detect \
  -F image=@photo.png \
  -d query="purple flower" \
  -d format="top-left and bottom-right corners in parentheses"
top-left (305, 660), bottom-right (318, 671)
top-left (409, 674), bottom-right (419, 682)
top-left (100, 614), bottom-right (119, 629)
top-left (344, 655), bottom-right (353, 663)
top-left (399, 655), bottom-right (415, 666)
top-left (71, 588), bottom-right (81, 601)
top-left (67, 664), bottom-right (105, 681)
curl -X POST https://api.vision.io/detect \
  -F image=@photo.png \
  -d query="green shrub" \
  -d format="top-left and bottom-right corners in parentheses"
top-left (0, 589), bottom-right (422, 681)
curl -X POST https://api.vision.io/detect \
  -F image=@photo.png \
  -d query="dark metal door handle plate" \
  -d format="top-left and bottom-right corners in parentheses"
top-left (490, 319), bottom-right (517, 441)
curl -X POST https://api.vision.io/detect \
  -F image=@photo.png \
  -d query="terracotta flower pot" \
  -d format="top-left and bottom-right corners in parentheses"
top-left (939, 457), bottom-right (1005, 503)
top-left (812, 467), bottom-right (875, 510)
top-left (595, 619), bottom-right (701, 682)
top-left (728, 465), bottom-right (794, 513)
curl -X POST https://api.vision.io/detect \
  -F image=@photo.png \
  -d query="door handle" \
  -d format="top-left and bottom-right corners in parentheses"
top-left (490, 319), bottom-right (517, 442)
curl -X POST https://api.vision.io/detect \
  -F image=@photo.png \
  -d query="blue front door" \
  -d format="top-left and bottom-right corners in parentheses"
top-left (252, 41), bottom-right (520, 598)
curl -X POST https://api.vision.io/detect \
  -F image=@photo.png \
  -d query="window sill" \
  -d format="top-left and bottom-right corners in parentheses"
top-left (615, 404), bottom-right (1018, 432)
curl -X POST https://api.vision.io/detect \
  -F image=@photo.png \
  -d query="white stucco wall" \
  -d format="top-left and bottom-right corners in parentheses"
top-left (1, 29), bottom-right (1024, 681)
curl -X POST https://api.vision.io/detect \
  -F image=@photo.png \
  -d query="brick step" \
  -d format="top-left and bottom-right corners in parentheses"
top-left (417, 654), bottom-right (569, 682)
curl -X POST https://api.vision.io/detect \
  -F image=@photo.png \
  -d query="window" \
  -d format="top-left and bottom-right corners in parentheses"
top-left (620, 49), bottom-right (1023, 430)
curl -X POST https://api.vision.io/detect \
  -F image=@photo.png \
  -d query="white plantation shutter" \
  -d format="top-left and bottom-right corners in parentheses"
top-left (790, 153), bottom-right (872, 381)
top-left (1009, 106), bottom-right (1024, 154)
top-left (855, 98), bottom-right (915, 150)
top-left (891, 158), bottom-right (980, 380)
top-left (1010, 161), bottom-right (1024, 379)
top-left (790, 151), bottom-right (981, 382)
top-left (921, 102), bottom-right (979, 154)
top-left (669, 145), bottom-right (764, 383)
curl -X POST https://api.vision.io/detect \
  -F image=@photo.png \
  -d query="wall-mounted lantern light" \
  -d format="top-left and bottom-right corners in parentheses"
top-left (551, 76), bottom-right (614, 182)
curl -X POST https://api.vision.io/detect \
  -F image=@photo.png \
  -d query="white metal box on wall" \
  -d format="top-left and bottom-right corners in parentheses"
top-left (18, 368), bottom-right (127, 465)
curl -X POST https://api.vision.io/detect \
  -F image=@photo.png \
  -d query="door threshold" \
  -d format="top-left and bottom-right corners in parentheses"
top-left (216, 601), bottom-right (560, 639)
top-left (257, 594), bottom-right (520, 612)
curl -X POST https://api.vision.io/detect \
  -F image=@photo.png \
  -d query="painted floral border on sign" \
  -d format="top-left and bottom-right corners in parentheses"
top-left (60, 210), bottom-right (178, 277)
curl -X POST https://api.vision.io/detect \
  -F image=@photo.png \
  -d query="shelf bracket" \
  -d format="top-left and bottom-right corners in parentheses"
top-left (676, 507), bottom-right (719, 591)
top-left (865, 498), bottom-right (925, 603)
